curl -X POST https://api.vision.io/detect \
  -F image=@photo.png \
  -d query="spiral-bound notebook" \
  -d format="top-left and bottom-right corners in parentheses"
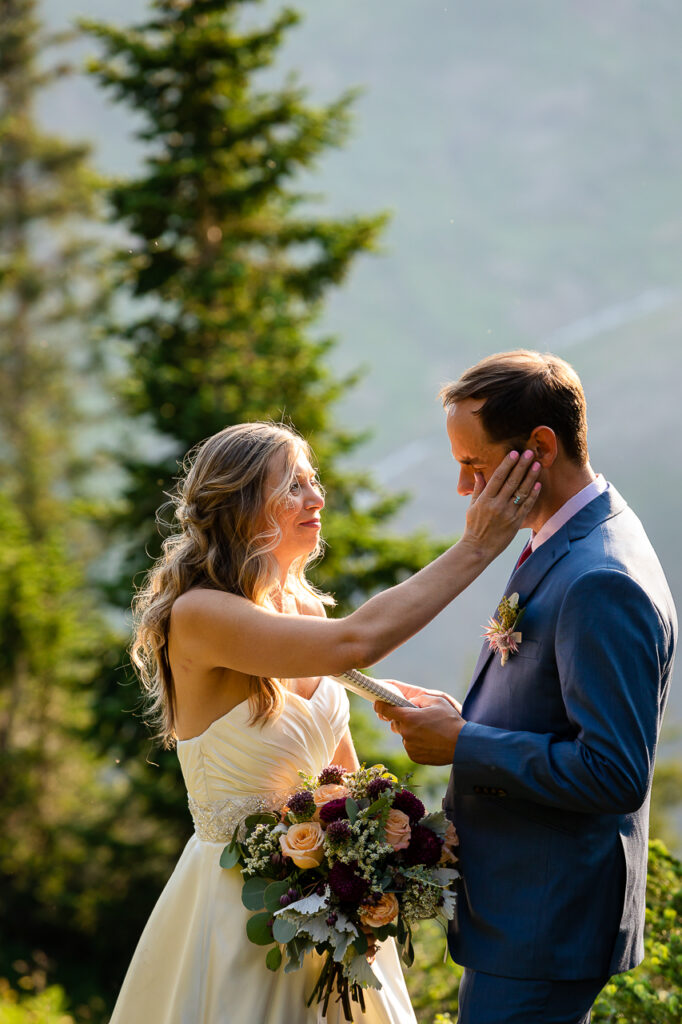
top-left (333, 669), bottom-right (417, 708)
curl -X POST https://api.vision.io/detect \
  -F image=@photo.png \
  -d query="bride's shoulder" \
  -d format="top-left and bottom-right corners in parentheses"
top-left (295, 591), bottom-right (327, 619)
top-left (171, 587), bottom-right (248, 628)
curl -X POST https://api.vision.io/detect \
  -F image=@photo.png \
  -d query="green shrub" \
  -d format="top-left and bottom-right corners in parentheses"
top-left (0, 980), bottom-right (74, 1024)
top-left (594, 840), bottom-right (682, 1023)
top-left (405, 918), bottom-right (462, 1023)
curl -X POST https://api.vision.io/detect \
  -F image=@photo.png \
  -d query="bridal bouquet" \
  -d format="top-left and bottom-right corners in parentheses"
top-left (220, 764), bottom-right (460, 1022)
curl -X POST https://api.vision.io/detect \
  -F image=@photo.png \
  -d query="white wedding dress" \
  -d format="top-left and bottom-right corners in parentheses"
top-left (109, 677), bottom-right (417, 1024)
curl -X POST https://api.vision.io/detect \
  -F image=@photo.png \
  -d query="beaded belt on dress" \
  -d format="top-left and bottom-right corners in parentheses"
top-left (188, 792), bottom-right (290, 843)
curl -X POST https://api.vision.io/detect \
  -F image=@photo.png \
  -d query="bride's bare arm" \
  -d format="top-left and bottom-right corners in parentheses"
top-left (330, 729), bottom-right (361, 772)
top-left (171, 451), bottom-right (540, 679)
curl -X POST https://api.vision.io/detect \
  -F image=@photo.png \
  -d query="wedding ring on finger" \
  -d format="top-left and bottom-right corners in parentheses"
top-left (513, 492), bottom-right (525, 505)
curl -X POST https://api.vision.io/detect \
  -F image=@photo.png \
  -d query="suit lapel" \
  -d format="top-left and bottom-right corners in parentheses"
top-left (461, 484), bottom-right (627, 709)
top-left (462, 538), bottom-right (568, 707)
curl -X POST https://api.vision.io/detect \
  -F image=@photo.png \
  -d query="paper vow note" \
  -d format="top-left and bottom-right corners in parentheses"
top-left (333, 669), bottom-right (417, 708)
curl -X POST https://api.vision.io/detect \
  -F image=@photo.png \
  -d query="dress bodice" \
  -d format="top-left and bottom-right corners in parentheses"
top-left (112, 675), bottom-right (417, 1023)
top-left (176, 677), bottom-right (350, 841)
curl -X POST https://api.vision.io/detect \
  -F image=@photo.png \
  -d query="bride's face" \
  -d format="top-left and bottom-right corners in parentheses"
top-left (267, 446), bottom-right (324, 567)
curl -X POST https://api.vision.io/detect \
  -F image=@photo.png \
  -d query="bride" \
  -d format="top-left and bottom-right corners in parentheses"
top-left (110, 420), bottom-right (540, 1023)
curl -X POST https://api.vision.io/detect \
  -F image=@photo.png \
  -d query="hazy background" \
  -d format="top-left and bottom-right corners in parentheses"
top-left (41, 0), bottom-right (682, 737)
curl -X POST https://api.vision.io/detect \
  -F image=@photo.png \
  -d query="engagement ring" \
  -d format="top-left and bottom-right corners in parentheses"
top-left (513, 493), bottom-right (524, 505)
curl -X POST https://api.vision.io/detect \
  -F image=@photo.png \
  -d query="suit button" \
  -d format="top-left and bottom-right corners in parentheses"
top-left (497, 789), bottom-right (507, 797)
top-left (473, 785), bottom-right (483, 794)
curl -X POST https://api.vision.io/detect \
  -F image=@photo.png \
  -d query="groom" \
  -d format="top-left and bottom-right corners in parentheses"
top-left (376, 350), bottom-right (677, 1024)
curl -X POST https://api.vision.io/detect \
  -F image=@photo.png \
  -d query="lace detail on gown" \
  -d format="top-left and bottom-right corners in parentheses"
top-left (188, 791), bottom-right (290, 842)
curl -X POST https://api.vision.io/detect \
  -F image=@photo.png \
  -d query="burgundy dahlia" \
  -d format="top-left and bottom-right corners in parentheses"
top-left (318, 764), bottom-right (346, 786)
top-left (391, 789), bottom-right (425, 823)
top-left (318, 798), bottom-right (349, 825)
top-left (403, 824), bottom-right (443, 867)
top-left (325, 819), bottom-right (351, 842)
top-left (328, 861), bottom-right (369, 904)
top-left (366, 777), bottom-right (393, 801)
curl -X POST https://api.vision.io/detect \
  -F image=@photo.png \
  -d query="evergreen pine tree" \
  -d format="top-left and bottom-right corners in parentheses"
top-left (0, 1), bottom-right (162, 1011)
top-left (82, 0), bottom-right (446, 617)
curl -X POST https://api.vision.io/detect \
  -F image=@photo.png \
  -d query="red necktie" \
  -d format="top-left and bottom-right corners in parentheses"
top-left (515, 541), bottom-right (533, 570)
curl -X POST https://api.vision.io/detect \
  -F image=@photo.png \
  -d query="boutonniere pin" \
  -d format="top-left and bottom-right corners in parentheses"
top-left (483, 592), bottom-right (526, 666)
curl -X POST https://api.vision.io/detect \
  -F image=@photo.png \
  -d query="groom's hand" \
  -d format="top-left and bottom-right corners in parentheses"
top-left (379, 679), bottom-right (463, 713)
top-left (373, 694), bottom-right (466, 765)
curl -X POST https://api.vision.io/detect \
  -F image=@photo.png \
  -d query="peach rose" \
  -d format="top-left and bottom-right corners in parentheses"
top-left (384, 808), bottom-right (411, 851)
top-left (359, 893), bottom-right (399, 929)
top-left (439, 821), bottom-right (460, 865)
top-left (312, 783), bottom-right (351, 808)
top-left (279, 821), bottom-right (324, 869)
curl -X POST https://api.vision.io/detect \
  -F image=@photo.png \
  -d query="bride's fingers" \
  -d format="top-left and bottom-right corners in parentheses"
top-left (486, 453), bottom-right (542, 521)
top-left (497, 450), bottom-right (541, 501)
top-left (515, 477), bottom-right (542, 517)
top-left (471, 450), bottom-right (522, 501)
top-left (477, 449), bottom-right (539, 503)
top-left (471, 471), bottom-right (486, 501)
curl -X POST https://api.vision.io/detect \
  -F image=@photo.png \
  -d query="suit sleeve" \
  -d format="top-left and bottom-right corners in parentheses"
top-left (452, 568), bottom-right (671, 814)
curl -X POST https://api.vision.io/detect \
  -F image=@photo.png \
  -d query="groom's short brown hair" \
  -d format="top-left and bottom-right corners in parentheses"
top-left (440, 350), bottom-right (588, 464)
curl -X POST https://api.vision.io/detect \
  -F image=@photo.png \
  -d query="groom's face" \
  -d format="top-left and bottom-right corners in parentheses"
top-left (446, 398), bottom-right (522, 495)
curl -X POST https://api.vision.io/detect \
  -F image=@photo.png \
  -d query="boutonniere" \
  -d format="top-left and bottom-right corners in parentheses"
top-left (483, 592), bottom-right (526, 666)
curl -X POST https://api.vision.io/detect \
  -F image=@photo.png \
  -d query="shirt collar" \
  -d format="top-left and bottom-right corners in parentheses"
top-left (531, 474), bottom-right (608, 552)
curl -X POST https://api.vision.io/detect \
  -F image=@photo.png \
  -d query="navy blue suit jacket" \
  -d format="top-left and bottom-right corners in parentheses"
top-left (444, 485), bottom-right (677, 980)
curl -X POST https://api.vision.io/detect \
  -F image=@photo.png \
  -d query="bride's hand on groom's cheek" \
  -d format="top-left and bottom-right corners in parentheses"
top-left (373, 694), bottom-right (466, 765)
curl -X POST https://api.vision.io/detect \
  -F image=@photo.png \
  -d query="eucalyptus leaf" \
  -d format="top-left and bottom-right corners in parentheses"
top-left (246, 911), bottom-right (273, 946)
top-left (244, 812), bottom-right (279, 832)
top-left (264, 880), bottom-right (291, 913)
top-left (272, 916), bottom-right (298, 943)
top-left (219, 844), bottom-right (240, 870)
top-left (265, 946), bottom-right (283, 971)
top-left (242, 876), bottom-right (269, 911)
top-left (345, 797), bottom-right (359, 823)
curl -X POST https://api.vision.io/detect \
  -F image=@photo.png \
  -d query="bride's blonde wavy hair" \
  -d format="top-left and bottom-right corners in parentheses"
top-left (130, 421), bottom-right (333, 747)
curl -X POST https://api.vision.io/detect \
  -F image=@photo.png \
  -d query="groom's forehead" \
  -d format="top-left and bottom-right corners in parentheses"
top-left (446, 400), bottom-right (497, 459)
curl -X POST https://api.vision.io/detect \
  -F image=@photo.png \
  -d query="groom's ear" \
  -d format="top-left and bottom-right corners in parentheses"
top-left (526, 426), bottom-right (558, 467)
